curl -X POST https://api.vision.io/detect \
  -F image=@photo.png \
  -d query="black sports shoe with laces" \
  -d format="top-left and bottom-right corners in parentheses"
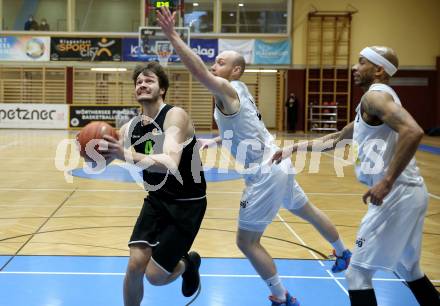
top-left (181, 251), bottom-right (201, 297)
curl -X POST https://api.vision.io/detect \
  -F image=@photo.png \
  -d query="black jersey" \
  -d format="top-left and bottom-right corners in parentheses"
top-left (128, 104), bottom-right (206, 199)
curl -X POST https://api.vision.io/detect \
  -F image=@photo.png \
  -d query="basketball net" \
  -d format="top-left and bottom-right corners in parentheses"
top-left (155, 41), bottom-right (174, 68)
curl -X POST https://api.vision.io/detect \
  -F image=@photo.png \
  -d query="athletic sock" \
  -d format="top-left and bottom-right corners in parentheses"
top-left (348, 289), bottom-right (377, 306)
top-left (331, 238), bottom-right (346, 256)
top-left (407, 275), bottom-right (440, 306)
top-left (265, 274), bottom-right (286, 301)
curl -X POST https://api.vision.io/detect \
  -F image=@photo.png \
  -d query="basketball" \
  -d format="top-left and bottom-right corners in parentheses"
top-left (76, 121), bottom-right (119, 159)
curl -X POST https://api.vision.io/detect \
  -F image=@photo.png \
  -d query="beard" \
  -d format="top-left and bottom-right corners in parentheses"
top-left (136, 92), bottom-right (161, 104)
top-left (356, 74), bottom-right (375, 87)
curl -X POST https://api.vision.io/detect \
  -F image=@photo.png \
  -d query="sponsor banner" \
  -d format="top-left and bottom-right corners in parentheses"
top-left (69, 105), bottom-right (139, 128)
top-left (122, 37), bottom-right (186, 62)
top-left (218, 39), bottom-right (254, 64)
top-left (254, 39), bottom-right (291, 64)
top-left (190, 39), bottom-right (218, 63)
top-left (0, 103), bottom-right (68, 129)
top-left (50, 37), bottom-right (122, 61)
top-left (0, 36), bottom-right (50, 61)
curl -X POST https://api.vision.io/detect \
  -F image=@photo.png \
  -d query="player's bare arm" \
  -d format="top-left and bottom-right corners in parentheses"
top-left (156, 7), bottom-right (238, 114)
top-left (271, 122), bottom-right (354, 163)
top-left (362, 91), bottom-right (424, 183)
top-left (361, 91), bottom-right (424, 205)
top-left (198, 136), bottom-right (222, 150)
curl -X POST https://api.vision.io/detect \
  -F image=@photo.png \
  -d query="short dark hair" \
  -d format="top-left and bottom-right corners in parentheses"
top-left (132, 62), bottom-right (169, 100)
top-left (233, 55), bottom-right (246, 77)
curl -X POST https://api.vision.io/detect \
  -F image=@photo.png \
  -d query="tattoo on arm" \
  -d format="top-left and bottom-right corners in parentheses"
top-left (362, 96), bottom-right (383, 117)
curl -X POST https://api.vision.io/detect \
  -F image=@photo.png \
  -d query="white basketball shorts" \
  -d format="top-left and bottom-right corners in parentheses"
top-left (351, 183), bottom-right (428, 272)
top-left (238, 158), bottom-right (309, 232)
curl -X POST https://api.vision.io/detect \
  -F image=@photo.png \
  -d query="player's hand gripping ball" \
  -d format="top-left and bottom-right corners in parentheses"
top-left (76, 121), bottom-right (119, 160)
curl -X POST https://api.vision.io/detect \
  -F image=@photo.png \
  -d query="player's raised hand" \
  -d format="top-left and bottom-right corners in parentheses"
top-left (156, 6), bottom-right (176, 37)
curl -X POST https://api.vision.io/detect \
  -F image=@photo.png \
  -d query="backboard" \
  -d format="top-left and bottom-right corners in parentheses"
top-left (138, 27), bottom-right (190, 66)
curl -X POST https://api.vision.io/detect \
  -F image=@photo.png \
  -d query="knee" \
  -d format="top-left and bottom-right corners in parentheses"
top-left (126, 258), bottom-right (147, 277)
top-left (396, 262), bottom-right (424, 282)
top-left (346, 266), bottom-right (374, 290)
top-left (236, 235), bottom-right (257, 254)
top-left (345, 266), bottom-right (357, 285)
top-left (145, 271), bottom-right (169, 286)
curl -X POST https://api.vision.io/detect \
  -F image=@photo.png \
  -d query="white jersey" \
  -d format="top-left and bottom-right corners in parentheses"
top-left (353, 83), bottom-right (423, 187)
top-left (214, 80), bottom-right (278, 169)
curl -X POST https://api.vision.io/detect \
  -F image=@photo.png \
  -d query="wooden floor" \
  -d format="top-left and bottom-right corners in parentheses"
top-left (0, 129), bottom-right (439, 282)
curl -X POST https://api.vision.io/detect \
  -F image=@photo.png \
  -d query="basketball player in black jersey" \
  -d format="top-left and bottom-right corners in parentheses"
top-left (100, 62), bottom-right (207, 306)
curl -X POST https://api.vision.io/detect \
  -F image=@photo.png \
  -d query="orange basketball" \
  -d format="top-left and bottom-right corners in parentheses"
top-left (76, 121), bottom-right (119, 158)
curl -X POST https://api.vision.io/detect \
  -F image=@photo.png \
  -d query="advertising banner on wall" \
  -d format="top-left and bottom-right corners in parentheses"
top-left (122, 38), bottom-right (150, 62)
top-left (253, 39), bottom-right (291, 65)
top-left (50, 37), bottom-right (122, 61)
top-left (0, 103), bottom-right (68, 129)
top-left (0, 36), bottom-right (50, 61)
top-left (69, 105), bottom-right (139, 128)
top-left (218, 39), bottom-right (254, 64)
top-left (122, 37), bottom-right (188, 62)
top-left (190, 39), bottom-right (218, 63)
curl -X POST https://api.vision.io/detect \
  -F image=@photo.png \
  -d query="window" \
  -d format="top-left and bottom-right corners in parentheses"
top-left (3, 0), bottom-right (67, 31)
top-left (76, 0), bottom-right (140, 32)
top-left (221, 0), bottom-right (288, 34)
top-left (183, 0), bottom-right (214, 33)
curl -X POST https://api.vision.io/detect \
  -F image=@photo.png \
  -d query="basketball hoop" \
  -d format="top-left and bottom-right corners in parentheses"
top-left (155, 40), bottom-right (174, 67)
top-left (138, 26), bottom-right (189, 66)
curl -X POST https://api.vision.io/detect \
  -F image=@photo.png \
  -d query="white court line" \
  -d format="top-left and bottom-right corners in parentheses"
top-left (1, 186), bottom-right (439, 201)
top-left (277, 213), bottom-right (349, 295)
top-left (0, 141), bottom-right (19, 151)
top-left (0, 188), bottom-right (361, 195)
top-left (1, 271), bottom-right (438, 283)
top-left (0, 202), bottom-right (364, 214)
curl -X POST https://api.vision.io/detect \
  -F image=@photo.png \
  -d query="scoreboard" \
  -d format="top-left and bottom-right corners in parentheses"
top-left (148, 0), bottom-right (180, 12)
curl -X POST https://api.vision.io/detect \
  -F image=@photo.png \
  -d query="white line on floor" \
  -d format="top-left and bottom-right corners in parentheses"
top-left (277, 213), bottom-right (349, 295)
top-left (1, 271), bottom-right (437, 283)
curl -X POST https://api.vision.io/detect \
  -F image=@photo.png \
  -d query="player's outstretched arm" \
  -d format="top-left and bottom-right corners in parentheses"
top-left (156, 7), bottom-right (236, 103)
top-left (271, 122), bottom-right (354, 164)
top-left (198, 136), bottom-right (222, 150)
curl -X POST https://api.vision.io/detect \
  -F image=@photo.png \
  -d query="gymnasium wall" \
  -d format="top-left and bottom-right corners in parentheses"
top-left (34, 0), bottom-right (67, 31)
top-left (258, 73), bottom-right (278, 128)
top-left (288, 0), bottom-right (440, 131)
top-left (2, 0), bottom-right (23, 30)
top-left (75, 0), bottom-right (140, 32)
top-left (292, 0), bottom-right (440, 67)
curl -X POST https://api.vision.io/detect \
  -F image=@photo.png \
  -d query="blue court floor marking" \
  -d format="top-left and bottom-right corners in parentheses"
top-left (418, 144), bottom-right (440, 155)
top-left (0, 256), bottom-right (419, 306)
top-left (0, 256), bottom-right (12, 269)
top-left (70, 164), bottom-right (242, 183)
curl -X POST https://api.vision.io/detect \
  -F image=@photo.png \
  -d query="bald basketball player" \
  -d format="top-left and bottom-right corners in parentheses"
top-left (157, 7), bottom-right (351, 306)
top-left (273, 46), bottom-right (440, 306)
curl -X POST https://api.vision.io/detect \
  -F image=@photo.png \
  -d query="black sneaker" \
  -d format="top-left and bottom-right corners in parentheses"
top-left (181, 251), bottom-right (201, 297)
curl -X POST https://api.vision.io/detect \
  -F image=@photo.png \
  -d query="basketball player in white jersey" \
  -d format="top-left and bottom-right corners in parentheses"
top-left (157, 7), bottom-right (351, 305)
top-left (272, 46), bottom-right (440, 306)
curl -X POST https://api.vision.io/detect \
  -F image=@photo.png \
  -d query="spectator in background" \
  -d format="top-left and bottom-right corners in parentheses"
top-left (24, 15), bottom-right (39, 31)
top-left (285, 93), bottom-right (297, 132)
top-left (39, 18), bottom-right (50, 31)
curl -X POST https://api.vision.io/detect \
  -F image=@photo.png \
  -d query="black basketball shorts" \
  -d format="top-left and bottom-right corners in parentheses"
top-left (128, 193), bottom-right (207, 273)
